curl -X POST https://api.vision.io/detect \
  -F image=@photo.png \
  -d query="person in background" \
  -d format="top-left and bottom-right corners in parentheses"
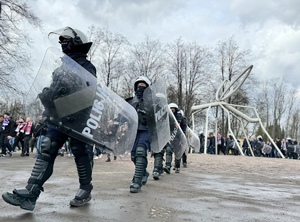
top-left (20, 117), bottom-right (35, 157)
top-left (12, 117), bottom-right (26, 152)
top-left (0, 113), bottom-right (15, 157)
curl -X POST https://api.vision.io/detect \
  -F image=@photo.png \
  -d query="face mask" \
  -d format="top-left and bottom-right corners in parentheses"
top-left (61, 41), bottom-right (71, 52)
top-left (135, 86), bottom-right (147, 99)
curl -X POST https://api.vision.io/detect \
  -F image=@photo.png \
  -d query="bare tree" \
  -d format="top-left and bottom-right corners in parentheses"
top-left (255, 81), bottom-right (273, 138)
top-left (123, 36), bottom-right (165, 97)
top-left (271, 79), bottom-right (286, 138)
top-left (183, 42), bottom-right (212, 122)
top-left (88, 26), bottom-right (129, 93)
top-left (289, 108), bottom-right (300, 139)
top-left (165, 38), bottom-right (186, 109)
top-left (165, 38), bottom-right (213, 123)
top-left (284, 88), bottom-right (297, 136)
top-left (257, 78), bottom-right (295, 139)
top-left (0, 0), bottom-right (41, 97)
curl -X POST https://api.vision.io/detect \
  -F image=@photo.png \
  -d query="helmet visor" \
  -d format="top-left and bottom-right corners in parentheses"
top-left (48, 26), bottom-right (88, 47)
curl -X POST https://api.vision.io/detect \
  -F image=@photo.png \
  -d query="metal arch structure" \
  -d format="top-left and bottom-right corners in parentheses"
top-left (191, 65), bottom-right (285, 158)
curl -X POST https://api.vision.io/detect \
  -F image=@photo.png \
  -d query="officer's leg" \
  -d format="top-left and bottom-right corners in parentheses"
top-left (152, 151), bottom-right (164, 180)
top-left (174, 157), bottom-right (181, 173)
top-left (106, 152), bottom-right (111, 162)
top-left (130, 144), bottom-right (147, 193)
top-left (2, 132), bottom-right (65, 211)
top-left (182, 152), bottom-right (187, 167)
top-left (164, 145), bottom-right (173, 174)
top-left (69, 139), bottom-right (93, 207)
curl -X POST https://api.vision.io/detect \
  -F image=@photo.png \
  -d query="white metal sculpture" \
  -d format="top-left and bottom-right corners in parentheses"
top-left (191, 65), bottom-right (285, 158)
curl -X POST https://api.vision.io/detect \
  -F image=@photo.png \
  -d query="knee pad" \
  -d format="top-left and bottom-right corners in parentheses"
top-left (136, 146), bottom-right (147, 157)
top-left (40, 136), bottom-right (61, 162)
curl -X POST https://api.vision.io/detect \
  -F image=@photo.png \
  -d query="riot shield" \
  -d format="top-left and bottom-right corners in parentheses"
top-left (287, 144), bottom-right (300, 154)
top-left (143, 80), bottom-right (170, 153)
top-left (254, 141), bottom-right (263, 154)
top-left (168, 108), bottom-right (189, 159)
top-left (25, 47), bottom-right (138, 155)
top-left (262, 144), bottom-right (272, 155)
top-left (186, 126), bottom-right (200, 153)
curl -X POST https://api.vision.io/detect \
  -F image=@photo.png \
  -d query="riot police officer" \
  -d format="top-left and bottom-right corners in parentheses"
top-left (163, 103), bottom-right (187, 174)
top-left (2, 27), bottom-right (96, 210)
top-left (126, 76), bottom-right (152, 193)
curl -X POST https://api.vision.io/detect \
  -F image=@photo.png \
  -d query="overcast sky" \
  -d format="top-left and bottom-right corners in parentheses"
top-left (27, 0), bottom-right (300, 89)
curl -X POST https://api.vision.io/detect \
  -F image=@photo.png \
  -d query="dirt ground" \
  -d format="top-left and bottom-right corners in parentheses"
top-left (0, 151), bottom-right (300, 222)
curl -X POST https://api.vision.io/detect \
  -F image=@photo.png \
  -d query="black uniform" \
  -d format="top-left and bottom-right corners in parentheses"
top-left (173, 110), bottom-right (187, 170)
top-left (162, 107), bottom-right (187, 174)
top-left (126, 84), bottom-right (151, 193)
top-left (2, 30), bottom-right (96, 211)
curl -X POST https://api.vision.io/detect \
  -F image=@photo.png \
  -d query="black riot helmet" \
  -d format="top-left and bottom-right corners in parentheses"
top-left (48, 26), bottom-right (92, 54)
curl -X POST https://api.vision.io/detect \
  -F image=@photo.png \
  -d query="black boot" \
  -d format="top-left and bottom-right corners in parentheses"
top-left (164, 146), bottom-right (172, 174)
top-left (164, 165), bottom-right (171, 174)
top-left (70, 184), bottom-right (92, 207)
top-left (182, 152), bottom-right (187, 168)
top-left (106, 153), bottom-right (111, 162)
top-left (175, 158), bottom-right (181, 173)
top-left (152, 152), bottom-right (163, 180)
top-left (71, 145), bottom-right (93, 206)
top-left (130, 166), bottom-right (143, 193)
top-left (152, 171), bottom-right (160, 180)
top-left (130, 147), bottom-right (146, 193)
top-left (142, 171), bottom-right (149, 185)
top-left (2, 184), bottom-right (42, 211)
top-left (2, 145), bottom-right (52, 211)
top-left (130, 179), bottom-right (141, 193)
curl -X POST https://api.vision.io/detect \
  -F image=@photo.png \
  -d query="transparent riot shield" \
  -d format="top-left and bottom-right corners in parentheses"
top-left (262, 144), bottom-right (272, 155)
top-left (25, 47), bottom-right (138, 155)
top-left (168, 108), bottom-right (189, 159)
top-left (143, 80), bottom-right (170, 153)
top-left (287, 144), bottom-right (300, 154)
top-left (186, 126), bottom-right (200, 153)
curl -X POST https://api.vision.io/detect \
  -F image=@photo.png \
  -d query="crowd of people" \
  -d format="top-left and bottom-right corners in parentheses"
top-left (0, 114), bottom-right (47, 158)
top-left (198, 131), bottom-right (300, 159)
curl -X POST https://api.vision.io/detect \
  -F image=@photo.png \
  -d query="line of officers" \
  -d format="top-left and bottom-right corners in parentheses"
top-left (2, 26), bottom-right (189, 211)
